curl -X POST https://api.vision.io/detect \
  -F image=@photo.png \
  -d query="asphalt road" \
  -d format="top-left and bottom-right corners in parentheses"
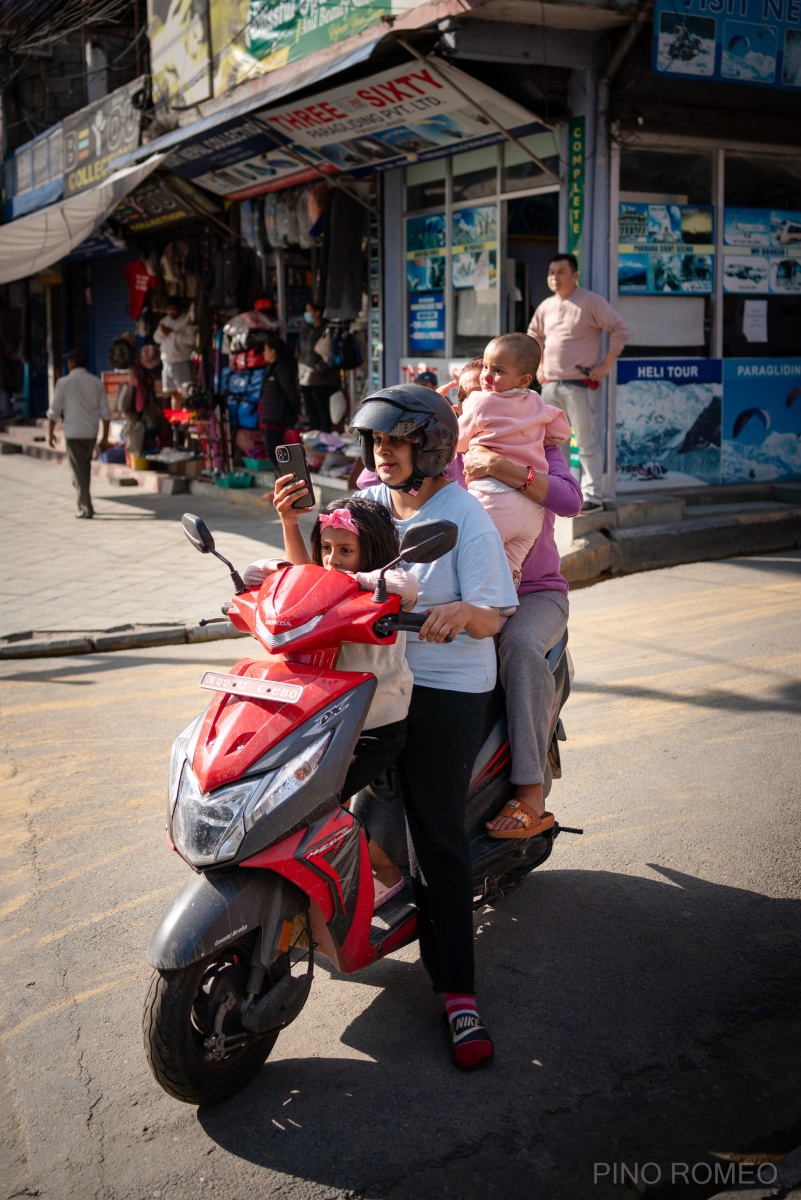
top-left (1, 552), bottom-right (800, 1200)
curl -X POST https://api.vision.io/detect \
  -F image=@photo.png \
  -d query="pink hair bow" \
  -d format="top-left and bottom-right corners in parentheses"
top-left (319, 508), bottom-right (359, 535)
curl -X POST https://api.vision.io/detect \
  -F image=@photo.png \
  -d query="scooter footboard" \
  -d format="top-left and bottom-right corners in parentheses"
top-left (147, 868), bottom-right (305, 970)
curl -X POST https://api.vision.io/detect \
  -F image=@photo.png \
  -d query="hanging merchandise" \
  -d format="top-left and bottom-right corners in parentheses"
top-left (219, 366), bottom-right (266, 429)
top-left (240, 198), bottom-right (268, 258)
top-left (125, 259), bottom-right (159, 318)
top-left (263, 193), bottom-right (280, 248)
top-left (140, 343), bottom-right (162, 371)
top-left (324, 191), bottom-right (367, 323)
top-left (207, 242), bottom-right (253, 310)
top-left (109, 333), bottom-right (137, 368)
top-left (274, 192), bottom-right (292, 248)
top-left (223, 310), bottom-right (275, 353)
top-left (326, 327), bottom-right (363, 371)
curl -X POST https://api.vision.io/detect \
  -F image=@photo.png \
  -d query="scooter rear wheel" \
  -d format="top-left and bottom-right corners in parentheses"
top-left (143, 940), bottom-right (282, 1105)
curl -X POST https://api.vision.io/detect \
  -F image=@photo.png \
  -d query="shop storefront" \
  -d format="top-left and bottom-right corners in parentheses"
top-left (611, 139), bottom-right (801, 489)
top-left (399, 131), bottom-right (561, 384)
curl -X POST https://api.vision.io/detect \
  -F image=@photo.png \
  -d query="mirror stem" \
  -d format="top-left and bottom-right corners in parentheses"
top-left (210, 549), bottom-right (247, 594)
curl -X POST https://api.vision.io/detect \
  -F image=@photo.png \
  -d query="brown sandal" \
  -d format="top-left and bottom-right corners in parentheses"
top-left (487, 801), bottom-right (555, 840)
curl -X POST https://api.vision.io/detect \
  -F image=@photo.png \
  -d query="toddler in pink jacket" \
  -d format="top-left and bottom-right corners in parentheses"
top-left (457, 333), bottom-right (570, 586)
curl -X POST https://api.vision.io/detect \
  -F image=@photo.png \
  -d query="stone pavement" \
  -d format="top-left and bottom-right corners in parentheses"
top-left (0, 452), bottom-right (314, 640)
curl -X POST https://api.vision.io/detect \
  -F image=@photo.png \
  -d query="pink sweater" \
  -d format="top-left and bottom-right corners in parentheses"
top-left (528, 286), bottom-right (629, 382)
top-left (456, 388), bottom-right (571, 472)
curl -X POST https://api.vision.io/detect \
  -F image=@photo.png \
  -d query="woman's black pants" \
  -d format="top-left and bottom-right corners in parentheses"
top-left (398, 685), bottom-right (489, 995)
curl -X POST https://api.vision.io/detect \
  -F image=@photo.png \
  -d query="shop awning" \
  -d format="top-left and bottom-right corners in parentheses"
top-left (112, 57), bottom-right (554, 205)
top-left (0, 154), bottom-right (166, 285)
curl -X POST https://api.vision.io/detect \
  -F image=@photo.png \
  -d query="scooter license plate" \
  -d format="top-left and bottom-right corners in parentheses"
top-left (199, 671), bottom-right (304, 704)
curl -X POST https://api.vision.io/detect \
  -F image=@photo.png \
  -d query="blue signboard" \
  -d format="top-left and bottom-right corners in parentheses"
top-left (653, 0), bottom-right (801, 90)
top-left (408, 291), bottom-right (445, 355)
top-left (616, 358), bottom-right (723, 486)
top-left (721, 358), bottom-right (801, 480)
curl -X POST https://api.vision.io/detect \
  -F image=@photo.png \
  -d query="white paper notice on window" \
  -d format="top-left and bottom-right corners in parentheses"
top-left (743, 299), bottom-right (768, 343)
top-left (472, 251), bottom-right (491, 291)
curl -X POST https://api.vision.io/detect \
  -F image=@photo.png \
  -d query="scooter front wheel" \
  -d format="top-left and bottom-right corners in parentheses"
top-left (143, 939), bottom-right (283, 1105)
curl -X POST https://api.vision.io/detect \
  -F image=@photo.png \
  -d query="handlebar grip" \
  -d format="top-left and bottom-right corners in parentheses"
top-left (382, 612), bottom-right (453, 643)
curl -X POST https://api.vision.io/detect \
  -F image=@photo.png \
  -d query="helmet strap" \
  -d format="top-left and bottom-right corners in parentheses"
top-left (384, 471), bottom-right (425, 496)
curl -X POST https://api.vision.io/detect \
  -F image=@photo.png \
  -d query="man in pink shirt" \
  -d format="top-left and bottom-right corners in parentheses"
top-left (528, 253), bottom-right (629, 513)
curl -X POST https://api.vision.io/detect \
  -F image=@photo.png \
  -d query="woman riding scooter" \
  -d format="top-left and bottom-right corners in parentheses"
top-left (274, 384), bottom-right (518, 1070)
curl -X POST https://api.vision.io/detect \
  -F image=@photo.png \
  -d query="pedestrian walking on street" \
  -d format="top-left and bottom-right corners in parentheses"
top-left (46, 348), bottom-right (110, 519)
top-left (527, 253), bottom-right (629, 513)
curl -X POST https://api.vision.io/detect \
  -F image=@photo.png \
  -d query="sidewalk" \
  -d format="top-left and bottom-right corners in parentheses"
top-left (0, 452), bottom-right (301, 650)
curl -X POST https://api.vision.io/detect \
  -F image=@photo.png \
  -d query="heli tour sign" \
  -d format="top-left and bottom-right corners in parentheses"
top-left (652, 0), bottom-right (801, 90)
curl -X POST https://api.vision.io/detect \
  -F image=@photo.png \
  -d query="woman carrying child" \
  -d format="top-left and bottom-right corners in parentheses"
top-left (274, 384), bottom-right (518, 1071)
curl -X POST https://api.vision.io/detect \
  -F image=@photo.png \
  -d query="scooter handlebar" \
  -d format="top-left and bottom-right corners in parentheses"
top-left (373, 612), bottom-right (453, 643)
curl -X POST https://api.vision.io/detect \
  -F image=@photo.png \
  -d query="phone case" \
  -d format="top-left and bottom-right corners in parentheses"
top-left (275, 443), bottom-right (316, 509)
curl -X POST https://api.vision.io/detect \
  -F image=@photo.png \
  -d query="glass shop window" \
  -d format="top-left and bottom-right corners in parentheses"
top-left (405, 161), bottom-right (445, 213)
top-left (452, 147), bottom-right (498, 204)
top-left (502, 132), bottom-right (560, 193)
top-left (617, 148), bottom-right (714, 357)
top-left (452, 202), bottom-right (499, 356)
top-left (722, 152), bottom-right (801, 358)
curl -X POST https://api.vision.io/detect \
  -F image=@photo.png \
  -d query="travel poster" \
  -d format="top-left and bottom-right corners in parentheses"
top-left (722, 208), bottom-right (801, 293)
top-left (721, 359), bottom-right (801, 481)
top-left (616, 359), bottom-right (723, 486)
top-left (652, 0), bottom-right (801, 91)
top-left (618, 203), bottom-right (714, 294)
top-left (406, 213), bottom-right (446, 293)
top-left (451, 205), bottom-right (498, 289)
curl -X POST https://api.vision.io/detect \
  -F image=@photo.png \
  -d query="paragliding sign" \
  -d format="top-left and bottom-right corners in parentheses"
top-left (722, 359), bottom-right (801, 481)
top-left (653, 0), bottom-right (801, 91)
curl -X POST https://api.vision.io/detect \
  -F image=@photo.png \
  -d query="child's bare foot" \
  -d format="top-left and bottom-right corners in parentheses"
top-left (486, 783), bottom-right (545, 833)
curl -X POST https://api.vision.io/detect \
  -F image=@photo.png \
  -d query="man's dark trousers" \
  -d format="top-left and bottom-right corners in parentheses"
top-left (65, 438), bottom-right (96, 515)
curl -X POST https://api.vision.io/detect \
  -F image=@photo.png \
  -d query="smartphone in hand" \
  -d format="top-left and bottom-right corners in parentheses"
top-left (275, 443), bottom-right (316, 509)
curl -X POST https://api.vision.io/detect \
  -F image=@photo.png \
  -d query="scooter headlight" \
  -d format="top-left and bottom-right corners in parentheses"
top-left (171, 767), bottom-right (257, 867)
top-left (244, 734), bottom-right (331, 831)
top-left (168, 714), bottom-right (204, 814)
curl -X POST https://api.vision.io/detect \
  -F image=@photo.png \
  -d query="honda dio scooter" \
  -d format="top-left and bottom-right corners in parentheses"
top-left (143, 514), bottom-right (576, 1105)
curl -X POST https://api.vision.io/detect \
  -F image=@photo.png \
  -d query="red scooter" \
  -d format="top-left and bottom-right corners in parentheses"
top-left (143, 514), bottom-right (575, 1105)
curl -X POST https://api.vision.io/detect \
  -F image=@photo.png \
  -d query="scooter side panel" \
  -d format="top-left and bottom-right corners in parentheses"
top-left (147, 867), bottom-right (303, 970)
top-left (242, 809), bottom-right (377, 974)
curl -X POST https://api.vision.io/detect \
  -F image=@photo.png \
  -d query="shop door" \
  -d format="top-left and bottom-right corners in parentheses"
top-left (503, 193), bottom-right (559, 334)
top-left (90, 254), bottom-right (136, 375)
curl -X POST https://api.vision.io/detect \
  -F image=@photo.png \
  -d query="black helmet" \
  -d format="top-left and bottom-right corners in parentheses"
top-left (350, 384), bottom-right (458, 493)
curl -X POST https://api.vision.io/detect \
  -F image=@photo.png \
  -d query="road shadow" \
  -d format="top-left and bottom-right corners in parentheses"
top-left (197, 865), bottom-right (801, 1199)
top-left (572, 675), bottom-right (801, 717)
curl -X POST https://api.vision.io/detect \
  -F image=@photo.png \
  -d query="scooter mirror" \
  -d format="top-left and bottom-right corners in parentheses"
top-left (399, 519), bottom-right (458, 564)
top-left (182, 513), bottom-right (215, 554)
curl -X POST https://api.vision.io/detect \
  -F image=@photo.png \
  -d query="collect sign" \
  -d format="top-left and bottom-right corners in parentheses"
top-left (63, 78), bottom-right (144, 196)
top-left (652, 0), bottom-right (801, 90)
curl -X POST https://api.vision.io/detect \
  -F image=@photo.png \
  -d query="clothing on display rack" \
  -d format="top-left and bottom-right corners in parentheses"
top-left (125, 259), bottom-right (159, 319)
top-left (323, 190), bottom-right (366, 323)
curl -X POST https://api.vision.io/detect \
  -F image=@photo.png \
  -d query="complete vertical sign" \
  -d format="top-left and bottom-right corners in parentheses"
top-left (567, 117), bottom-right (585, 267)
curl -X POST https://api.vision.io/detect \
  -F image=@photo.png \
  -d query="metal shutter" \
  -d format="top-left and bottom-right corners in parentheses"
top-left (90, 254), bottom-right (136, 374)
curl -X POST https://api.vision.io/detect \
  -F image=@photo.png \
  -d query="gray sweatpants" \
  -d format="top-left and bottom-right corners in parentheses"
top-left (498, 589), bottom-right (569, 787)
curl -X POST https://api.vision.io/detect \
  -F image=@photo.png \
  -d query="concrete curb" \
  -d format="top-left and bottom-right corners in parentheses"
top-left (0, 623), bottom-right (248, 660)
top-left (608, 509), bottom-right (801, 575)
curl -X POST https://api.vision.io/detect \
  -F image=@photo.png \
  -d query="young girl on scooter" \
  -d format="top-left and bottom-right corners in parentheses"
top-left (245, 494), bottom-right (416, 907)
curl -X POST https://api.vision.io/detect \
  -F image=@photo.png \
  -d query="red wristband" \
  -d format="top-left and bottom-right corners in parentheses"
top-left (519, 466), bottom-right (535, 492)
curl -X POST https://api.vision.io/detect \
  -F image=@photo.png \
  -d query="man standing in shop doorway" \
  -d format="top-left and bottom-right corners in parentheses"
top-left (153, 297), bottom-right (196, 405)
top-left (528, 253), bottom-right (629, 513)
top-left (46, 348), bottom-right (110, 519)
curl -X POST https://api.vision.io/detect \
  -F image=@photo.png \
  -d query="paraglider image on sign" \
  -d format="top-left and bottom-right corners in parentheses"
top-left (722, 360), bottom-right (801, 482)
top-left (653, 0), bottom-right (801, 91)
